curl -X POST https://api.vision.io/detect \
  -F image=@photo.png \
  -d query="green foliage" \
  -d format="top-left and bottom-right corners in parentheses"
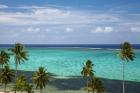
top-left (81, 60), bottom-right (105, 93)
top-left (0, 66), bottom-right (15, 84)
top-left (88, 77), bottom-right (105, 93)
top-left (33, 67), bottom-right (49, 90)
top-left (9, 43), bottom-right (28, 79)
top-left (10, 43), bottom-right (28, 65)
top-left (13, 75), bottom-right (34, 93)
top-left (81, 60), bottom-right (94, 77)
top-left (0, 50), bottom-right (10, 68)
top-left (13, 75), bottom-right (26, 92)
top-left (25, 84), bottom-right (34, 93)
top-left (119, 42), bottom-right (135, 62)
top-left (118, 42), bottom-right (136, 93)
top-left (0, 66), bottom-right (15, 92)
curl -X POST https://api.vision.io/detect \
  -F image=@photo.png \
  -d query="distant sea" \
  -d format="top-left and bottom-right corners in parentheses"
top-left (0, 44), bottom-right (140, 49)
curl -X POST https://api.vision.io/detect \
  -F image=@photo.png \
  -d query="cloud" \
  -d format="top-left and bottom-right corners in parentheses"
top-left (104, 27), bottom-right (114, 32)
top-left (0, 4), bottom-right (8, 9)
top-left (27, 27), bottom-right (40, 32)
top-left (18, 6), bottom-right (47, 9)
top-left (91, 26), bottom-right (114, 33)
top-left (65, 27), bottom-right (73, 32)
top-left (131, 27), bottom-right (140, 32)
top-left (0, 5), bottom-right (121, 25)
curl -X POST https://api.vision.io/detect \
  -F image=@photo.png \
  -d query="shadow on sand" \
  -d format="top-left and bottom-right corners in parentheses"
top-left (17, 70), bottom-right (140, 93)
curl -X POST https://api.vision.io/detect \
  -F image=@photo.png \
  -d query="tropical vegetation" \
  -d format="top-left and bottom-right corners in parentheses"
top-left (0, 42), bottom-right (136, 93)
top-left (81, 60), bottom-right (105, 93)
top-left (33, 67), bottom-right (49, 93)
top-left (0, 66), bottom-right (15, 93)
top-left (0, 50), bottom-right (10, 69)
top-left (81, 60), bottom-right (94, 87)
top-left (13, 75), bottom-right (34, 93)
top-left (118, 42), bottom-right (135, 93)
top-left (9, 43), bottom-right (28, 79)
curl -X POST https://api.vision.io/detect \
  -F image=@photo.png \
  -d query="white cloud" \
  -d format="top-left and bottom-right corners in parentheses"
top-left (91, 26), bottom-right (114, 33)
top-left (0, 4), bottom-right (8, 9)
top-left (0, 6), bottom-right (121, 25)
top-left (65, 27), bottom-right (73, 32)
top-left (27, 27), bottom-right (40, 32)
top-left (104, 27), bottom-right (114, 32)
top-left (131, 27), bottom-right (140, 32)
top-left (94, 27), bottom-right (103, 33)
top-left (19, 6), bottom-right (46, 9)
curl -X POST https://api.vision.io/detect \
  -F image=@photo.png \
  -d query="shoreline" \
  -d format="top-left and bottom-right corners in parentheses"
top-left (1, 70), bottom-right (139, 93)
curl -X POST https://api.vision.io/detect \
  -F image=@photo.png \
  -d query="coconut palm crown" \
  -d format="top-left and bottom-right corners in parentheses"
top-left (120, 42), bottom-right (135, 62)
top-left (0, 50), bottom-right (10, 68)
top-left (9, 43), bottom-right (28, 78)
top-left (89, 77), bottom-right (105, 93)
top-left (33, 67), bottom-right (49, 93)
top-left (81, 60), bottom-right (94, 77)
top-left (0, 66), bottom-right (15, 93)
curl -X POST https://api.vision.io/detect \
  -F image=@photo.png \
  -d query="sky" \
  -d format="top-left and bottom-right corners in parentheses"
top-left (0, 0), bottom-right (140, 44)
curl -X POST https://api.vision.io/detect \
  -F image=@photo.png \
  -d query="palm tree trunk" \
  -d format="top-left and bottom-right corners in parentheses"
top-left (122, 62), bottom-right (125, 93)
top-left (40, 89), bottom-right (42, 93)
top-left (4, 84), bottom-right (6, 93)
top-left (86, 78), bottom-right (88, 88)
top-left (15, 62), bottom-right (18, 93)
top-left (15, 63), bottom-right (18, 80)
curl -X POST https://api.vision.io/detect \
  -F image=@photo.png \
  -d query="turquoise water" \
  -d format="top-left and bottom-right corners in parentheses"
top-left (1, 47), bottom-right (140, 81)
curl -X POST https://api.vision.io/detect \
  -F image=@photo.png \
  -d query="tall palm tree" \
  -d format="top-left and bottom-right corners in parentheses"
top-left (0, 50), bottom-right (10, 69)
top-left (119, 42), bottom-right (135, 93)
top-left (33, 67), bottom-right (49, 93)
top-left (9, 43), bottom-right (28, 79)
top-left (81, 60), bottom-right (94, 92)
top-left (0, 66), bottom-right (15, 93)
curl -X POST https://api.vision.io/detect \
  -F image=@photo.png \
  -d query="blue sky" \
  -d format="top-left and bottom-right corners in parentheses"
top-left (0, 0), bottom-right (140, 44)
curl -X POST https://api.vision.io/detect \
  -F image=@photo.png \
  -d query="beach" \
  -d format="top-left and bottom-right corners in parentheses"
top-left (0, 70), bottom-right (140, 93)
top-left (0, 47), bottom-right (140, 93)
top-left (0, 0), bottom-right (140, 92)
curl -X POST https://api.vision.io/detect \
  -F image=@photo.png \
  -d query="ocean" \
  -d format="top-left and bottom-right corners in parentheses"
top-left (0, 44), bottom-right (140, 49)
top-left (0, 44), bottom-right (140, 81)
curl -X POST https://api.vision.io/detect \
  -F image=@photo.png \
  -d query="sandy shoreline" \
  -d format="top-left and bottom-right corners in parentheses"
top-left (0, 70), bottom-right (140, 93)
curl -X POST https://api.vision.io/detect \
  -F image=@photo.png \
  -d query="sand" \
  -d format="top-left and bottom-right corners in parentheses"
top-left (0, 70), bottom-right (140, 93)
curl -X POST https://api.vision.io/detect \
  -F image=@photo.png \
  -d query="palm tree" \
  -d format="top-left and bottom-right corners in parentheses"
top-left (81, 60), bottom-right (94, 77)
top-left (14, 75), bottom-right (26, 93)
top-left (87, 77), bottom-right (105, 93)
top-left (0, 50), bottom-right (10, 69)
top-left (0, 66), bottom-right (15, 93)
top-left (33, 67), bottom-right (49, 93)
top-left (9, 43), bottom-right (28, 79)
top-left (25, 84), bottom-right (34, 93)
top-left (81, 60), bottom-right (94, 92)
top-left (13, 75), bottom-right (34, 93)
top-left (119, 42), bottom-right (135, 93)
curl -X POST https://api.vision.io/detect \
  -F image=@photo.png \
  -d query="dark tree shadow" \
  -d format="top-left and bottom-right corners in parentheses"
top-left (14, 70), bottom-right (140, 93)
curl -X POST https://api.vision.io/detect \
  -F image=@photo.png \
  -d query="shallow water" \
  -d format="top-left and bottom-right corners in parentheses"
top-left (0, 47), bottom-right (140, 81)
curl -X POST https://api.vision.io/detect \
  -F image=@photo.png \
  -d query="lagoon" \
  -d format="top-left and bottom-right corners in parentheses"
top-left (0, 46), bottom-right (140, 82)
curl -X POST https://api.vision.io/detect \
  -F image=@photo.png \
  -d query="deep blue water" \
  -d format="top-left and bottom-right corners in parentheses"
top-left (0, 44), bottom-right (140, 49)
